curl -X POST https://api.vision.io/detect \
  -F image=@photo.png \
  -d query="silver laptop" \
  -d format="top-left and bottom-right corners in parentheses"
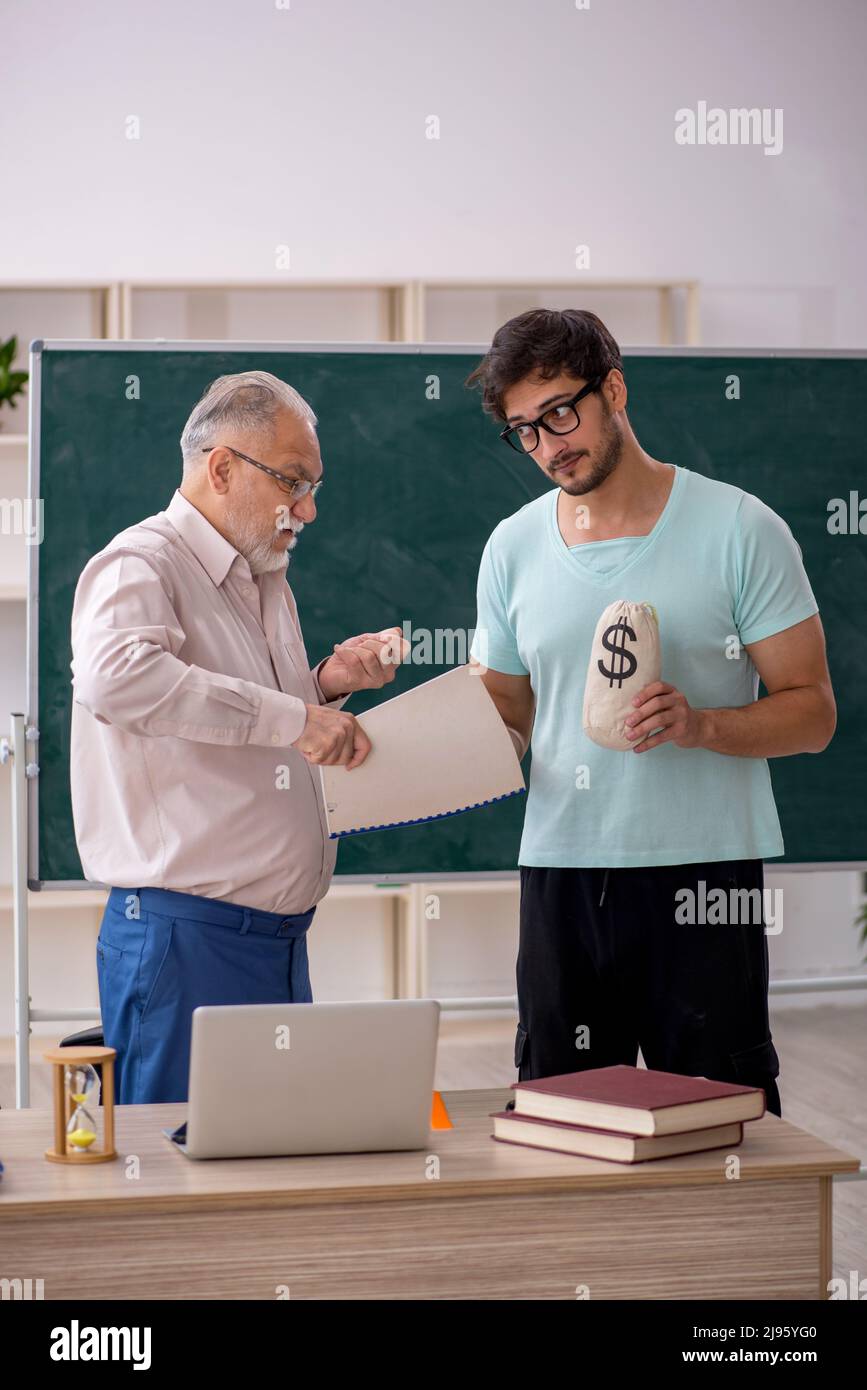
top-left (164, 999), bottom-right (440, 1159)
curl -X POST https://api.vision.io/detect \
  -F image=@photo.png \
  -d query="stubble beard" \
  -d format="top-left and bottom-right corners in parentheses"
top-left (555, 412), bottom-right (624, 497)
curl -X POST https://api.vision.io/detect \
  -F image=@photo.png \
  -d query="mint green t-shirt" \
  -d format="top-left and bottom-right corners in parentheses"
top-left (469, 465), bottom-right (819, 868)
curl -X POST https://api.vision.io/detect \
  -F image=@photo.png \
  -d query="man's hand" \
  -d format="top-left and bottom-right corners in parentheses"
top-left (317, 626), bottom-right (410, 701)
top-left (292, 704), bottom-right (371, 769)
top-left (624, 681), bottom-right (707, 753)
top-left (623, 618), bottom-right (836, 759)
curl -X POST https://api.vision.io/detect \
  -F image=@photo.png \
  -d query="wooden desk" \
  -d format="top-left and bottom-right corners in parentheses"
top-left (0, 1089), bottom-right (858, 1300)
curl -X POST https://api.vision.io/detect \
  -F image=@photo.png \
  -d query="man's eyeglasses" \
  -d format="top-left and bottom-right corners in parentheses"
top-left (201, 445), bottom-right (323, 502)
top-left (499, 377), bottom-right (603, 454)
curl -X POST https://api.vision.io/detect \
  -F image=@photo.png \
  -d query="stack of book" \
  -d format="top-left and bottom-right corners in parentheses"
top-left (491, 1064), bottom-right (767, 1164)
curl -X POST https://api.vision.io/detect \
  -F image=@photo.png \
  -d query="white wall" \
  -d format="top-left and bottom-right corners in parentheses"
top-left (1, 0), bottom-right (865, 346)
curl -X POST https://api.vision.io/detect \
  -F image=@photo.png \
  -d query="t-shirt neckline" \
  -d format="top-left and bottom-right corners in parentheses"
top-left (547, 464), bottom-right (686, 586)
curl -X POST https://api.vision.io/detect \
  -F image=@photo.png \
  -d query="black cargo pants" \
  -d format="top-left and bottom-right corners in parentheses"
top-left (514, 858), bottom-right (782, 1117)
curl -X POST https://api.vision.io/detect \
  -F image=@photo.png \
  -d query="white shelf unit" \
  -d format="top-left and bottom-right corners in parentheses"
top-left (116, 277), bottom-right (700, 346)
top-left (418, 278), bottom-right (700, 347)
top-left (119, 280), bottom-right (413, 343)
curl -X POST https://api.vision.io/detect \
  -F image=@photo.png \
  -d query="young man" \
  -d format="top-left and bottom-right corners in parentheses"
top-left (467, 310), bottom-right (836, 1116)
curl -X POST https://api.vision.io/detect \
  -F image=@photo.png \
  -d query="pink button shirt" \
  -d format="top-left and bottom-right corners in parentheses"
top-left (70, 489), bottom-right (347, 913)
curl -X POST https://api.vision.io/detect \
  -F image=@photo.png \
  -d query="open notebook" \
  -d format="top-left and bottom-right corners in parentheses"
top-left (319, 665), bottom-right (526, 838)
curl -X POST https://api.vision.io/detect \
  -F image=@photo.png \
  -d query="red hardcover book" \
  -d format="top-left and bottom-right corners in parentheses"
top-left (512, 1064), bottom-right (766, 1135)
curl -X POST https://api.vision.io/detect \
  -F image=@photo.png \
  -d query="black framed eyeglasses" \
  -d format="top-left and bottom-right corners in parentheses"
top-left (499, 377), bottom-right (603, 454)
top-left (201, 445), bottom-right (323, 502)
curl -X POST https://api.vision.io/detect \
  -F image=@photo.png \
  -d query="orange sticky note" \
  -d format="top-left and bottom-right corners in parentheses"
top-left (431, 1090), bottom-right (452, 1130)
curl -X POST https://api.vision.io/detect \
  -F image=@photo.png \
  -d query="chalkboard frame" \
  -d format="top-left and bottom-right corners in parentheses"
top-left (26, 339), bottom-right (867, 889)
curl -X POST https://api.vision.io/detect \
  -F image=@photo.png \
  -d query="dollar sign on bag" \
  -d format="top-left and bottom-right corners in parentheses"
top-left (598, 617), bottom-right (638, 688)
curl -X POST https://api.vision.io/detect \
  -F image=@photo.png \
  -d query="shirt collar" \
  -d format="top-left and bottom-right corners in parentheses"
top-left (165, 489), bottom-right (244, 588)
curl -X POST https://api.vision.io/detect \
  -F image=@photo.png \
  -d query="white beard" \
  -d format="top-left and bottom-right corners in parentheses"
top-left (225, 484), bottom-right (303, 575)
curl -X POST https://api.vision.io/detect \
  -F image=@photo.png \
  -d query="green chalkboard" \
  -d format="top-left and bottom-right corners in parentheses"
top-left (28, 344), bottom-right (867, 885)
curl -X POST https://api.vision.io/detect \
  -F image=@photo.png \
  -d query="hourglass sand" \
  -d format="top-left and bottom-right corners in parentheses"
top-left (43, 1046), bottom-right (117, 1163)
top-left (66, 1063), bottom-right (99, 1149)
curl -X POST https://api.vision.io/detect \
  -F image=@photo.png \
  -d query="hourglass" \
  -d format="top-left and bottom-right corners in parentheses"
top-left (43, 1046), bottom-right (117, 1163)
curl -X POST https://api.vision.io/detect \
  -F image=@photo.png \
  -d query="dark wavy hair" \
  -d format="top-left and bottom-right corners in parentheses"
top-left (465, 308), bottom-right (624, 421)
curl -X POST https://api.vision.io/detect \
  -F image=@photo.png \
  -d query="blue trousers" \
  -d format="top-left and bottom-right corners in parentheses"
top-left (97, 886), bottom-right (315, 1104)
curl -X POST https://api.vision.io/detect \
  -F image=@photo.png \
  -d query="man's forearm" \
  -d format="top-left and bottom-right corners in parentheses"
top-left (698, 687), bottom-right (835, 758)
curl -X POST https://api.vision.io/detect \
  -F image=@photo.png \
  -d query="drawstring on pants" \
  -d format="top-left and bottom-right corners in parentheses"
top-left (599, 868), bottom-right (611, 907)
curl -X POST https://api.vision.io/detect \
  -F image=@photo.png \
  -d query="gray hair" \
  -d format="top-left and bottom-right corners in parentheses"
top-left (180, 370), bottom-right (317, 475)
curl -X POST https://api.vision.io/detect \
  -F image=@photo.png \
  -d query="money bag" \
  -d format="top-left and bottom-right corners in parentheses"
top-left (582, 600), bottom-right (660, 750)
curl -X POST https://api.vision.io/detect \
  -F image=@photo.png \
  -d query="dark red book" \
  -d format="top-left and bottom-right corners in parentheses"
top-left (512, 1064), bottom-right (766, 1135)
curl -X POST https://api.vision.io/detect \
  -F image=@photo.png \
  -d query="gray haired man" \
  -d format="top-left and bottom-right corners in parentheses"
top-left (70, 371), bottom-right (406, 1103)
